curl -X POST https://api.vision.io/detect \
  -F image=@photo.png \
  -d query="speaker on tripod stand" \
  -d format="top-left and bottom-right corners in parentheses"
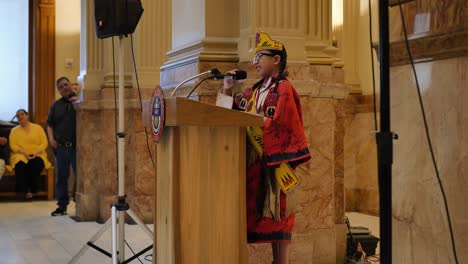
top-left (94, 0), bottom-right (143, 39)
top-left (69, 1), bottom-right (153, 264)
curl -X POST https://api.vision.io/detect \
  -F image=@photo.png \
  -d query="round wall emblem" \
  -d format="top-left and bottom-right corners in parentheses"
top-left (151, 86), bottom-right (165, 142)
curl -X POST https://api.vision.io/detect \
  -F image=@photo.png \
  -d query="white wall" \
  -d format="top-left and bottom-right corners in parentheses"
top-left (55, 0), bottom-right (81, 97)
top-left (0, 0), bottom-right (29, 121)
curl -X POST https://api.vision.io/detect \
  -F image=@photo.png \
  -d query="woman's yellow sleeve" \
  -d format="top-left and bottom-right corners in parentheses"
top-left (8, 128), bottom-right (20, 153)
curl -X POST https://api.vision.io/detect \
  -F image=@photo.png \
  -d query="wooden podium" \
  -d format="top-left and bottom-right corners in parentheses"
top-left (154, 97), bottom-right (263, 264)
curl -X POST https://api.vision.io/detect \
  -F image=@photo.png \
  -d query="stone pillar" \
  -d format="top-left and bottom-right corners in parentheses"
top-left (332, 0), bottom-right (344, 65)
top-left (77, 0), bottom-right (103, 93)
top-left (160, 0), bottom-right (239, 97)
top-left (134, 0), bottom-right (172, 89)
top-left (75, 0), bottom-right (170, 223)
top-left (239, 0), bottom-right (307, 62)
top-left (75, 0), bottom-right (104, 222)
top-left (306, 0), bottom-right (340, 65)
top-left (342, 0), bottom-right (361, 93)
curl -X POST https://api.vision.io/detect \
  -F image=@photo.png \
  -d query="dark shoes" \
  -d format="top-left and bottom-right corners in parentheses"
top-left (51, 207), bottom-right (67, 216)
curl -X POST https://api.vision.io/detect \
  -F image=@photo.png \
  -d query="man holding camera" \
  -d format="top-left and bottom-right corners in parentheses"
top-left (47, 76), bottom-right (78, 216)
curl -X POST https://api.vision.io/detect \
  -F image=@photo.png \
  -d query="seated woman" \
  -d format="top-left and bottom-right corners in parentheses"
top-left (8, 109), bottom-right (51, 199)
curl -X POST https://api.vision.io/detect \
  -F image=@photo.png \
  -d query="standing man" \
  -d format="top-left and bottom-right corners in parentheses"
top-left (47, 76), bottom-right (77, 216)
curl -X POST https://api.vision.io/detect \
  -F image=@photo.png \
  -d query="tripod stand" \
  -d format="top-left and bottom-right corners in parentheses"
top-left (69, 35), bottom-right (153, 264)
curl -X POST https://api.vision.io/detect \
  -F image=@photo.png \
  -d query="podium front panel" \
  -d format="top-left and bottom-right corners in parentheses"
top-left (156, 125), bottom-right (248, 264)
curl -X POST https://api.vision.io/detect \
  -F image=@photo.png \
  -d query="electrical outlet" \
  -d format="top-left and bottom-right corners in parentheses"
top-left (414, 13), bottom-right (431, 35)
top-left (65, 58), bottom-right (74, 69)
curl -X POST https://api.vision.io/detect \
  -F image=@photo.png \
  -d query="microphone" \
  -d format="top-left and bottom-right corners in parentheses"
top-left (213, 70), bottom-right (247, 80)
top-left (171, 68), bottom-right (221, 96)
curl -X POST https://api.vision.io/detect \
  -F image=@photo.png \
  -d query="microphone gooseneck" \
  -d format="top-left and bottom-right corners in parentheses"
top-left (170, 68), bottom-right (220, 97)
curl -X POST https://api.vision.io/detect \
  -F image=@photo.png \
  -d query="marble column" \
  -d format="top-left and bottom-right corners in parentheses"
top-left (160, 0), bottom-right (240, 96)
top-left (134, 0), bottom-right (171, 89)
top-left (305, 0), bottom-right (340, 65)
top-left (342, 0), bottom-right (361, 93)
top-left (75, 0), bottom-right (105, 221)
top-left (77, 0), bottom-right (103, 92)
top-left (238, 0), bottom-right (307, 63)
top-left (75, 0), bottom-right (170, 223)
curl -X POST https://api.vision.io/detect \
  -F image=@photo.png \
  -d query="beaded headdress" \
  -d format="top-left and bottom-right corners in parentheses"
top-left (254, 30), bottom-right (283, 53)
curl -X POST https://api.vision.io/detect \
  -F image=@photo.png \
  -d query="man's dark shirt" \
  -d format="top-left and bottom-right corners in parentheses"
top-left (47, 97), bottom-right (76, 145)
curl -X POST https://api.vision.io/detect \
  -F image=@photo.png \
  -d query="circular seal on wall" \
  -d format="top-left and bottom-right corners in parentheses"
top-left (151, 86), bottom-right (165, 142)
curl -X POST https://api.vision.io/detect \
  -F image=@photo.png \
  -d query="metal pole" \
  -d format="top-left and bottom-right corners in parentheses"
top-left (376, 0), bottom-right (392, 263)
top-left (118, 35), bottom-right (126, 263)
top-left (112, 205), bottom-right (118, 264)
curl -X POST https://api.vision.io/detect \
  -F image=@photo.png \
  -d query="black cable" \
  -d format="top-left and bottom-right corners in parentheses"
top-left (368, 0), bottom-right (378, 131)
top-left (130, 34), bottom-right (143, 110)
top-left (397, 2), bottom-right (459, 263)
top-left (130, 34), bottom-right (155, 169)
top-left (112, 37), bottom-right (119, 179)
top-left (124, 239), bottom-right (144, 264)
top-left (186, 76), bottom-right (214, 99)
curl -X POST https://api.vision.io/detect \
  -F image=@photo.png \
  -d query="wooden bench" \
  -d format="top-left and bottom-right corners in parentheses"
top-left (0, 167), bottom-right (55, 200)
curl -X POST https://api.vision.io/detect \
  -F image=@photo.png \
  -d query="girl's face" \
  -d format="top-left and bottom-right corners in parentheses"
top-left (253, 50), bottom-right (281, 78)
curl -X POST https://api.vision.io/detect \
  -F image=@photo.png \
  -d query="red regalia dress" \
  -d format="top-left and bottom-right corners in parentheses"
top-left (236, 73), bottom-right (311, 243)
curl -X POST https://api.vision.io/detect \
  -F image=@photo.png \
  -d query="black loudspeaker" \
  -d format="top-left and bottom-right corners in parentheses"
top-left (94, 0), bottom-right (144, 39)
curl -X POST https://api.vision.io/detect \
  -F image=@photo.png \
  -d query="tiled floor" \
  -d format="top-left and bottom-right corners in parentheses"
top-left (0, 201), bottom-right (153, 264)
top-left (0, 201), bottom-right (380, 264)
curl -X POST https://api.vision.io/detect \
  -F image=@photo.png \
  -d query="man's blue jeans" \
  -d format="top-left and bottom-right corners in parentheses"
top-left (55, 145), bottom-right (76, 210)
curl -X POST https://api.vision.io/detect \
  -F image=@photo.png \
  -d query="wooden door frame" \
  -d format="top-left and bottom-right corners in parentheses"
top-left (28, 0), bottom-right (56, 125)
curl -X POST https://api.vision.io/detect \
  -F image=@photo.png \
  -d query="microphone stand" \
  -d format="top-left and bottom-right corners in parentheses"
top-left (186, 76), bottom-right (215, 99)
top-left (376, 1), bottom-right (395, 263)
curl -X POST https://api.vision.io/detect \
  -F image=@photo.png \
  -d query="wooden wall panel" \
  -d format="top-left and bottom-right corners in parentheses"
top-left (30, 0), bottom-right (55, 125)
top-left (388, 0), bottom-right (468, 66)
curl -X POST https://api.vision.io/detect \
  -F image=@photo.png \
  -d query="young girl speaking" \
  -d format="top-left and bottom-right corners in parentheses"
top-left (223, 31), bottom-right (311, 264)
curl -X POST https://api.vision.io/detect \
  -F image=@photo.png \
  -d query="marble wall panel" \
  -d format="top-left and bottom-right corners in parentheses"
top-left (391, 57), bottom-right (467, 263)
top-left (344, 97), bottom-right (379, 216)
top-left (76, 102), bottom-right (155, 223)
top-left (295, 97), bottom-right (336, 231)
top-left (389, 0), bottom-right (466, 42)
